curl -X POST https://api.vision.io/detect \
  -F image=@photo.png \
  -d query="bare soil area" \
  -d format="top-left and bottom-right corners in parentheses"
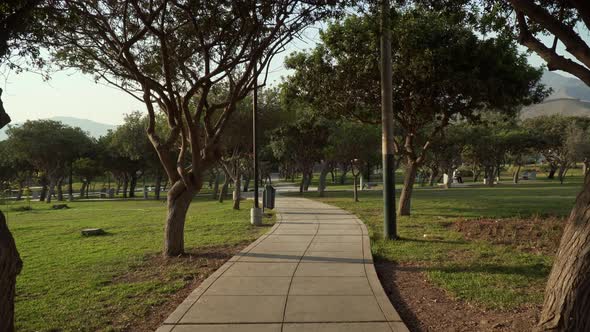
top-left (376, 261), bottom-right (541, 332)
top-left (452, 216), bottom-right (565, 255)
top-left (113, 244), bottom-right (247, 332)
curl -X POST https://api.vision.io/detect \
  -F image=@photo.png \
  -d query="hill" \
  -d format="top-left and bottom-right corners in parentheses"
top-left (520, 71), bottom-right (590, 119)
top-left (0, 116), bottom-right (116, 140)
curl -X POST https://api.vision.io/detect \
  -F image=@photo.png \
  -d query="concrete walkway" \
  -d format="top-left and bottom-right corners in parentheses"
top-left (157, 197), bottom-right (408, 332)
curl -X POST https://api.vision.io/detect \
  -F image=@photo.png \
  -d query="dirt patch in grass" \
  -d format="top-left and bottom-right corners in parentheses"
top-left (112, 244), bottom-right (248, 332)
top-left (376, 261), bottom-right (541, 332)
top-left (451, 216), bottom-right (565, 255)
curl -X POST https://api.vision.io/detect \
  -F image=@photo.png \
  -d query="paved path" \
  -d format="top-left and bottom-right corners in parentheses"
top-left (157, 197), bottom-right (408, 332)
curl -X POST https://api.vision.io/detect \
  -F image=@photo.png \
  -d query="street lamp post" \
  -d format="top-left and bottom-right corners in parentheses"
top-left (381, 0), bottom-right (397, 239)
top-left (251, 68), bottom-right (262, 226)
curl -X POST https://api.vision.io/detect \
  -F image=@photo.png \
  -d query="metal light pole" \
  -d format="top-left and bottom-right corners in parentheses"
top-left (381, 0), bottom-right (397, 240)
top-left (251, 66), bottom-right (262, 226)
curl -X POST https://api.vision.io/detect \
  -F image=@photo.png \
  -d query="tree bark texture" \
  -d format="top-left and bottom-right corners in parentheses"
top-left (212, 173), bottom-right (220, 200)
top-left (46, 178), bottom-right (56, 204)
top-left (164, 182), bottom-right (195, 257)
top-left (303, 171), bottom-right (312, 192)
top-left (353, 175), bottom-right (359, 202)
top-left (79, 182), bottom-right (87, 199)
top-left (537, 177), bottom-right (590, 331)
top-left (39, 183), bottom-right (47, 202)
top-left (513, 165), bottom-right (522, 184)
top-left (0, 210), bottom-right (22, 332)
top-left (232, 170), bottom-right (241, 210)
top-left (122, 175), bottom-right (129, 198)
top-left (57, 178), bottom-right (64, 201)
top-left (485, 167), bottom-right (495, 187)
top-left (129, 173), bottom-right (137, 198)
top-left (218, 175), bottom-right (228, 203)
top-left (548, 164), bottom-right (558, 179)
top-left (429, 168), bottom-right (439, 186)
top-left (318, 162), bottom-right (330, 197)
top-left (398, 161), bottom-right (419, 216)
top-left (155, 173), bottom-right (162, 200)
top-left (243, 175), bottom-right (250, 192)
top-left (558, 165), bottom-right (568, 185)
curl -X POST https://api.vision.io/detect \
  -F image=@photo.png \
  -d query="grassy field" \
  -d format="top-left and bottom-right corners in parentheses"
top-left (2, 197), bottom-right (272, 331)
top-left (294, 177), bottom-right (583, 309)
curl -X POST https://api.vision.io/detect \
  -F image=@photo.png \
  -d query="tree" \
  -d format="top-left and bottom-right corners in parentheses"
top-left (1, 2), bottom-right (48, 330)
top-left (44, 0), bottom-right (338, 257)
top-left (326, 121), bottom-right (380, 201)
top-left (72, 157), bottom-right (103, 198)
top-left (484, 2), bottom-right (590, 329)
top-left (524, 115), bottom-right (590, 184)
top-left (426, 124), bottom-right (469, 188)
top-left (270, 117), bottom-right (329, 193)
top-left (286, 9), bottom-right (547, 216)
top-left (6, 120), bottom-right (92, 203)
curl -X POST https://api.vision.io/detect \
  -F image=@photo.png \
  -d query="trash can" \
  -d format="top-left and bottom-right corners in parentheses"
top-left (263, 185), bottom-right (276, 210)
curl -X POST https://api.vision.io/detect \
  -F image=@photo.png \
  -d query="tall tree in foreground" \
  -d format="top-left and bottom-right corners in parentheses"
top-left (46, 0), bottom-right (338, 256)
top-left (484, 1), bottom-right (590, 330)
top-left (0, 1), bottom-right (43, 329)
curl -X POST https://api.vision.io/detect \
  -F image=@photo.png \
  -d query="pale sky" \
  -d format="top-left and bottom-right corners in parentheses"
top-left (0, 25), bottom-right (578, 126)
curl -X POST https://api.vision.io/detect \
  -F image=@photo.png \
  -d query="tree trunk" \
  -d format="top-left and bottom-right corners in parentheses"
top-left (429, 168), bottom-right (439, 186)
top-left (218, 175), bottom-right (228, 203)
top-left (473, 169), bottom-right (481, 183)
top-left (548, 164), bottom-right (558, 179)
top-left (68, 167), bottom-right (73, 201)
top-left (79, 182), bottom-right (87, 199)
top-left (353, 175), bottom-right (359, 202)
top-left (57, 178), bottom-right (64, 202)
top-left (129, 173), bottom-right (137, 198)
top-left (0, 211), bottom-right (23, 332)
top-left (243, 175), bottom-right (250, 192)
top-left (513, 165), bottom-right (521, 184)
top-left (212, 173), bottom-right (220, 200)
top-left (443, 168), bottom-right (452, 189)
top-left (164, 182), bottom-right (195, 257)
top-left (318, 162), bottom-right (330, 197)
top-left (303, 171), bottom-right (312, 192)
top-left (122, 175), bottom-right (129, 198)
top-left (398, 161), bottom-right (418, 216)
top-left (485, 167), bottom-right (495, 187)
top-left (46, 178), bottom-right (56, 204)
top-left (537, 177), bottom-right (590, 331)
top-left (583, 159), bottom-right (589, 177)
top-left (39, 183), bottom-right (47, 202)
top-left (154, 173), bottom-right (163, 200)
top-left (299, 173), bottom-right (305, 194)
top-left (15, 182), bottom-right (23, 201)
top-left (558, 165), bottom-right (569, 185)
top-left (232, 169), bottom-right (241, 210)
top-left (86, 181), bottom-right (91, 199)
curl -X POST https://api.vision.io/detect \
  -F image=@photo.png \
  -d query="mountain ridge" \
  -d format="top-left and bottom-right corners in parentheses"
top-left (520, 70), bottom-right (590, 119)
top-left (0, 116), bottom-right (116, 140)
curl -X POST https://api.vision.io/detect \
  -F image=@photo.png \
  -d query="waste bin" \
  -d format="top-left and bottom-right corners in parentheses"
top-left (263, 185), bottom-right (276, 210)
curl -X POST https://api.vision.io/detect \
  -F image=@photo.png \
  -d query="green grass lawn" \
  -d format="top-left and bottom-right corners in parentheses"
top-left (294, 177), bottom-right (583, 309)
top-left (2, 197), bottom-right (272, 331)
